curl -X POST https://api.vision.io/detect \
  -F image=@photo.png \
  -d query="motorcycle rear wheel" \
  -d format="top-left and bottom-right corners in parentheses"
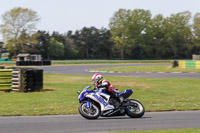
top-left (126, 99), bottom-right (145, 118)
top-left (78, 102), bottom-right (100, 119)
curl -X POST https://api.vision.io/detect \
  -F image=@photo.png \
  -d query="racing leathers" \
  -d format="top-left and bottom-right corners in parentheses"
top-left (94, 79), bottom-right (124, 105)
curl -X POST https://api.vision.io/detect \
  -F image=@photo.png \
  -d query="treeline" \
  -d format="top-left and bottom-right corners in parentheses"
top-left (1, 8), bottom-right (200, 60)
top-left (13, 27), bottom-right (114, 59)
top-left (110, 9), bottom-right (200, 59)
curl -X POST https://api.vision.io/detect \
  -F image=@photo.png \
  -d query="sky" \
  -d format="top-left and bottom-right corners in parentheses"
top-left (0, 0), bottom-right (200, 40)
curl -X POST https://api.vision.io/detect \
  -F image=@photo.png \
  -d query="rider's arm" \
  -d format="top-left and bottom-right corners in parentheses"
top-left (96, 80), bottom-right (109, 88)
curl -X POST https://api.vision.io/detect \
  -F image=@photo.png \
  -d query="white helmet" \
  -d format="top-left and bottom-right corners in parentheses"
top-left (92, 73), bottom-right (103, 85)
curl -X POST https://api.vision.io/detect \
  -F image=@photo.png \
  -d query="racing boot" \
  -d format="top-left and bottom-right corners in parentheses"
top-left (117, 95), bottom-right (124, 105)
top-left (111, 91), bottom-right (124, 107)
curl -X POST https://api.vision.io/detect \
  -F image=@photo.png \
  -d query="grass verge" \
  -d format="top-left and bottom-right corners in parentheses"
top-left (0, 60), bottom-right (171, 66)
top-left (0, 74), bottom-right (199, 116)
top-left (89, 65), bottom-right (200, 73)
top-left (109, 128), bottom-right (200, 133)
top-left (52, 60), bottom-right (171, 65)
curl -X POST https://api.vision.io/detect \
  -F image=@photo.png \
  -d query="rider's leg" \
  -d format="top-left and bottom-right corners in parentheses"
top-left (110, 90), bottom-right (124, 104)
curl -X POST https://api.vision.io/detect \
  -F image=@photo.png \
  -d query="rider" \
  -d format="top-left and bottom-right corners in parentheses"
top-left (92, 73), bottom-right (124, 105)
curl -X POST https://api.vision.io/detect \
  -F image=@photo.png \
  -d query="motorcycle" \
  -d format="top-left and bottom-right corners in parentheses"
top-left (77, 86), bottom-right (145, 119)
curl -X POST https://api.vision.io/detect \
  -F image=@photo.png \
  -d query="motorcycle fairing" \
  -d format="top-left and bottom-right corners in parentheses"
top-left (79, 87), bottom-right (134, 112)
top-left (86, 92), bottom-right (115, 111)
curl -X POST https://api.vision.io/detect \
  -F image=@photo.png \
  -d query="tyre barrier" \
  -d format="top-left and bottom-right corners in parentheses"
top-left (0, 69), bottom-right (13, 91)
top-left (0, 66), bottom-right (5, 69)
top-left (16, 60), bottom-right (51, 66)
top-left (172, 60), bottom-right (179, 67)
top-left (172, 60), bottom-right (200, 69)
top-left (11, 68), bottom-right (43, 92)
top-left (0, 67), bottom-right (43, 92)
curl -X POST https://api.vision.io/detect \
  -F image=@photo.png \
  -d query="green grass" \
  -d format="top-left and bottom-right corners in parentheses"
top-left (89, 65), bottom-right (200, 73)
top-left (0, 60), bottom-right (171, 66)
top-left (0, 74), bottom-right (199, 116)
top-left (110, 128), bottom-right (200, 133)
top-left (52, 60), bottom-right (171, 65)
top-left (0, 61), bottom-right (16, 65)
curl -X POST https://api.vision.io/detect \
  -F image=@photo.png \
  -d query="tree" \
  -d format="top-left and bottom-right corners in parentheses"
top-left (128, 9), bottom-right (152, 59)
top-left (95, 28), bottom-right (113, 59)
top-left (0, 7), bottom-right (40, 41)
top-left (0, 41), bottom-right (4, 57)
top-left (0, 7), bottom-right (40, 56)
top-left (192, 12), bottom-right (200, 54)
top-left (162, 11), bottom-right (192, 58)
top-left (48, 38), bottom-right (64, 59)
top-left (34, 30), bottom-right (51, 59)
top-left (73, 27), bottom-right (100, 59)
top-left (144, 14), bottom-right (165, 59)
top-left (109, 9), bottom-right (152, 59)
top-left (4, 30), bottom-right (38, 56)
top-left (109, 9), bottom-right (132, 59)
top-left (63, 31), bottom-right (79, 59)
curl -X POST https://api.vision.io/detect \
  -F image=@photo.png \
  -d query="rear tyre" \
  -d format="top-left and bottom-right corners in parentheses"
top-left (78, 102), bottom-right (100, 119)
top-left (126, 99), bottom-right (145, 118)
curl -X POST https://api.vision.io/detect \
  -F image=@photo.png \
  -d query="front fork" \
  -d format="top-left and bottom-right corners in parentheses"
top-left (85, 101), bottom-right (91, 108)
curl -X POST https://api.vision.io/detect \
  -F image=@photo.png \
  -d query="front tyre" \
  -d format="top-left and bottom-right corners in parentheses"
top-left (78, 102), bottom-right (100, 119)
top-left (126, 99), bottom-right (145, 118)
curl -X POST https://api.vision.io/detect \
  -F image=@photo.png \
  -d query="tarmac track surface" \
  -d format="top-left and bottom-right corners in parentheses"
top-left (0, 111), bottom-right (199, 133)
top-left (38, 64), bottom-right (200, 79)
top-left (2, 64), bottom-right (198, 133)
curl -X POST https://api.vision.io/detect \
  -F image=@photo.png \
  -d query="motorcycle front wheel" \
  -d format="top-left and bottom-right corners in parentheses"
top-left (78, 102), bottom-right (100, 119)
top-left (126, 99), bottom-right (145, 118)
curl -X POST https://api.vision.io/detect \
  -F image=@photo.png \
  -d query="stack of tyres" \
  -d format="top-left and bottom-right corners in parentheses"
top-left (0, 66), bottom-right (5, 69)
top-left (42, 60), bottom-right (51, 65)
top-left (16, 61), bottom-right (51, 66)
top-left (172, 60), bottom-right (178, 67)
top-left (24, 69), bottom-right (34, 92)
top-left (0, 69), bottom-right (13, 91)
top-left (22, 68), bottom-right (43, 92)
top-left (33, 69), bottom-right (43, 91)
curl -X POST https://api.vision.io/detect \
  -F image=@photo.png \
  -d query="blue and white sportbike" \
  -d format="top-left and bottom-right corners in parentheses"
top-left (77, 86), bottom-right (145, 119)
